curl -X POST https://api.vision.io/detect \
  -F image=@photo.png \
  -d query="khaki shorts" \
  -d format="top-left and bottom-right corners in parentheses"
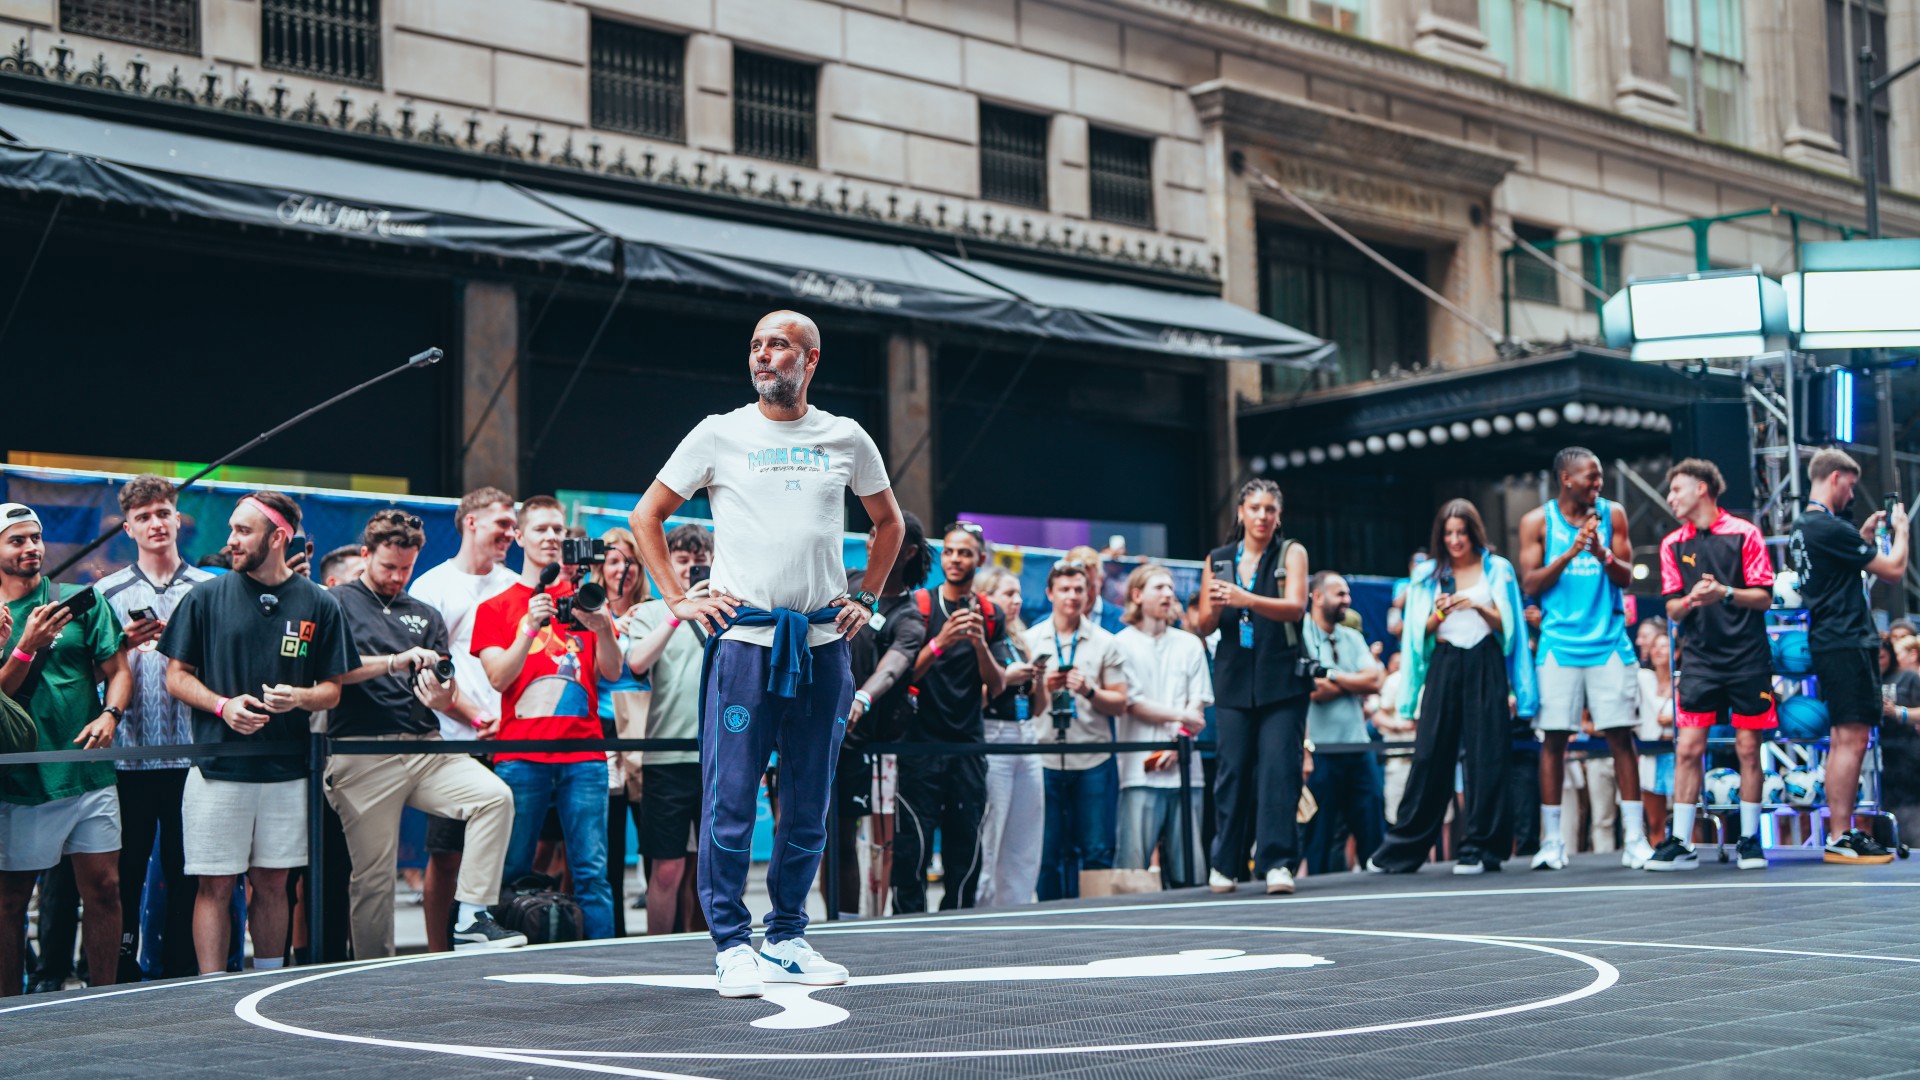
top-left (1535, 654), bottom-right (1640, 733)
top-left (182, 768), bottom-right (308, 875)
top-left (0, 787), bottom-right (121, 872)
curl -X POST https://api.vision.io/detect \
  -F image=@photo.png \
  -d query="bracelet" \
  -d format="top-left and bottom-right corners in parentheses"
top-left (519, 622), bottom-right (538, 641)
top-left (9, 647), bottom-right (32, 664)
top-left (931, 643), bottom-right (945, 657)
top-left (213, 696), bottom-right (230, 720)
top-left (1600, 549), bottom-right (1616, 566)
top-left (386, 654), bottom-right (397, 676)
top-left (668, 618), bottom-right (683, 629)
top-left (853, 690), bottom-right (872, 710)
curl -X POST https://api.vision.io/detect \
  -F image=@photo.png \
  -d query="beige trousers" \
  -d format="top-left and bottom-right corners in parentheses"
top-left (324, 733), bottom-right (514, 958)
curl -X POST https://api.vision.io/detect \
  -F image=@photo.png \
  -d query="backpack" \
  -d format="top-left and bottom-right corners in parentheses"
top-left (913, 589), bottom-right (1003, 640)
top-left (491, 873), bottom-right (587, 945)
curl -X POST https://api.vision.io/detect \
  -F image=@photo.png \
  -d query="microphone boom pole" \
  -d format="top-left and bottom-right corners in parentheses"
top-left (44, 347), bottom-right (444, 582)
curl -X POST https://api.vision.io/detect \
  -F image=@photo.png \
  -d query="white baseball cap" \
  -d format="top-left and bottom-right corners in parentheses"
top-left (0, 503), bottom-right (41, 538)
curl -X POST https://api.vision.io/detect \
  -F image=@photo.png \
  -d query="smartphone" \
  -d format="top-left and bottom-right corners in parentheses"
top-left (1211, 558), bottom-right (1232, 581)
top-left (1885, 493), bottom-right (1901, 517)
top-left (127, 606), bottom-right (158, 622)
top-left (53, 586), bottom-right (98, 618)
top-left (688, 564), bottom-right (712, 587)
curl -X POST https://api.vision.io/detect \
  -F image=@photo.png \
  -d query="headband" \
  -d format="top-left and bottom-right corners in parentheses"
top-left (240, 496), bottom-right (294, 543)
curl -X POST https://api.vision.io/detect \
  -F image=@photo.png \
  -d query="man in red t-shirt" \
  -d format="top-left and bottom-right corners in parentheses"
top-left (472, 495), bottom-right (622, 938)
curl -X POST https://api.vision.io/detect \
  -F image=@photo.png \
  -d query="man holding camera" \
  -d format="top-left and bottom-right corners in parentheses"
top-left (1791, 449), bottom-right (1909, 865)
top-left (897, 523), bottom-right (1007, 913)
top-left (326, 510), bottom-right (523, 957)
top-left (1025, 560), bottom-right (1130, 901)
top-left (1300, 571), bottom-right (1385, 874)
top-left (0, 503), bottom-right (133, 995)
top-left (631, 310), bottom-right (901, 998)
top-left (472, 495), bottom-right (622, 940)
top-left (160, 491), bottom-right (354, 974)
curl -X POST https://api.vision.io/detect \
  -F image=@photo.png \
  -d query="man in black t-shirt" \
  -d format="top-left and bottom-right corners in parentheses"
top-left (327, 510), bottom-right (524, 956)
top-left (160, 491), bottom-right (354, 974)
top-left (896, 524), bottom-right (1007, 913)
top-left (1790, 448), bottom-right (1909, 865)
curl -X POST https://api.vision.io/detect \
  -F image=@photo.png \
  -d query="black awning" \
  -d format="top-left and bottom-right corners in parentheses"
top-left (0, 104), bottom-right (617, 271)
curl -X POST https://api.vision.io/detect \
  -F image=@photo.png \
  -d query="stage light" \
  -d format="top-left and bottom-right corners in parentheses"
top-left (1367, 435), bottom-right (1387, 454)
top-left (1347, 440), bottom-right (1367, 458)
top-left (1450, 422), bottom-right (1471, 441)
top-left (1290, 449), bottom-right (1308, 467)
top-left (1471, 418), bottom-right (1492, 438)
top-left (1601, 268), bottom-right (1787, 361)
top-left (1387, 432), bottom-right (1407, 451)
top-left (1429, 425), bottom-right (1450, 445)
top-left (1407, 429), bottom-right (1428, 449)
top-left (1515, 411), bottom-right (1537, 432)
top-left (1249, 456), bottom-right (1267, 474)
top-left (1632, 563), bottom-right (1650, 581)
top-left (1612, 406), bottom-right (1635, 427)
top-left (1563, 403), bottom-right (1585, 424)
top-left (1308, 446), bottom-right (1327, 464)
top-left (1587, 403), bottom-right (1610, 426)
top-left (1492, 415), bottom-right (1513, 435)
top-left (1327, 443), bottom-right (1346, 461)
top-left (1785, 239), bottom-right (1920, 351)
top-left (1269, 453), bottom-right (1288, 471)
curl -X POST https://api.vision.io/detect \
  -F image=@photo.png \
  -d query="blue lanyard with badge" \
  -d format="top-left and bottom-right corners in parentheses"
top-left (1235, 543), bottom-right (1256, 649)
top-left (1006, 639), bottom-right (1032, 721)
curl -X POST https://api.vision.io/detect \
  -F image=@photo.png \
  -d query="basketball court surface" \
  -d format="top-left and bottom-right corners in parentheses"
top-left (7, 857), bottom-right (1919, 1078)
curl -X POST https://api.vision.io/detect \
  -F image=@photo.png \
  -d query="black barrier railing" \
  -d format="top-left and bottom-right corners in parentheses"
top-left (0, 733), bottom-right (1685, 961)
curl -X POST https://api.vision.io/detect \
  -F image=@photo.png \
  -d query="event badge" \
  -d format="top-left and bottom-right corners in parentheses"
top-left (1015, 695), bottom-right (1030, 721)
top-left (1239, 616), bottom-right (1254, 650)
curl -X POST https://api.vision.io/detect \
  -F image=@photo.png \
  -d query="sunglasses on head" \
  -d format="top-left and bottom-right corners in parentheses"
top-left (377, 511), bottom-right (424, 529)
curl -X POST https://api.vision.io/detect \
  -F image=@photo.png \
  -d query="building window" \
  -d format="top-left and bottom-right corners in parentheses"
top-left (261, 1), bottom-right (381, 88)
top-left (1259, 222), bottom-right (1428, 389)
top-left (1826, 0), bottom-right (1890, 183)
top-left (59, 0), bottom-right (197, 52)
top-left (1509, 223), bottom-right (1562, 305)
top-left (1088, 127), bottom-right (1153, 228)
top-left (1583, 239), bottom-right (1623, 313)
top-left (1481, 0), bottom-right (1573, 95)
top-left (1287, 0), bottom-right (1363, 34)
top-left (734, 51), bottom-right (816, 167)
top-left (591, 19), bottom-right (685, 143)
top-left (979, 104), bottom-right (1049, 211)
top-left (1669, 0), bottom-right (1745, 142)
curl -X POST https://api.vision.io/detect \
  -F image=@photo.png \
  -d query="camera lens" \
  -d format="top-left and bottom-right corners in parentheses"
top-left (574, 582), bottom-right (606, 614)
top-left (432, 657), bottom-right (455, 682)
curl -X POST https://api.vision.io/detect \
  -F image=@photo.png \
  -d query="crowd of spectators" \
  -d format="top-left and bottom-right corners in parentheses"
top-left (4, 444), bottom-right (1917, 990)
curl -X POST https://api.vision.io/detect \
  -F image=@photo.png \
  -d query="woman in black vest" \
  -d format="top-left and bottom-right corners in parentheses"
top-left (1192, 479), bottom-right (1312, 895)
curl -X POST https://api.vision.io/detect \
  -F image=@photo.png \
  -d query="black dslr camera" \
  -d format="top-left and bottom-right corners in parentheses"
top-left (554, 538), bottom-right (609, 628)
top-left (561, 537), bottom-right (606, 567)
top-left (1295, 655), bottom-right (1329, 681)
top-left (1049, 663), bottom-right (1077, 740)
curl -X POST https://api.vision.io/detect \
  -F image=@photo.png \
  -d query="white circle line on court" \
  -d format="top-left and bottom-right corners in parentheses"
top-left (234, 923), bottom-right (1620, 1065)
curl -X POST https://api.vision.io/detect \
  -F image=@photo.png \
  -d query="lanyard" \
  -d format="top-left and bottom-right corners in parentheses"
top-left (1053, 623), bottom-right (1080, 668)
top-left (1233, 543), bottom-right (1258, 591)
top-left (1808, 500), bottom-right (1832, 515)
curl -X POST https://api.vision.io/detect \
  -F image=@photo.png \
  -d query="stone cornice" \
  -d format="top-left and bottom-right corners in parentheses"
top-left (1192, 82), bottom-right (1520, 195)
top-left (1097, 0), bottom-right (1920, 231)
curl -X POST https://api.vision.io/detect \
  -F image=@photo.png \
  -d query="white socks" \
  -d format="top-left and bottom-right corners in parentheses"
top-left (1740, 801), bottom-right (1762, 840)
top-left (1673, 803), bottom-right (1697, 849)
top-left (253, 955), bottom-right (284, 971)
top-left (1620, 800), bottom-right (1646, 843)
top-left (1541, 804), bottom-right (1563, 840)
top-left (458, 901), bottom-right (488, 926)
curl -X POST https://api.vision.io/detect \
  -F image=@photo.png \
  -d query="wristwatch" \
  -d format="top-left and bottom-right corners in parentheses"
top-left (839, 591), bottom-right (885, 632)
top-left (103, 705), bottom-right (124, 722)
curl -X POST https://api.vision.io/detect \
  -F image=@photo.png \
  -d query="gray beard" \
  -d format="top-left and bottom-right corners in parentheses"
top-left (756, 372), bottom-right (801, 409)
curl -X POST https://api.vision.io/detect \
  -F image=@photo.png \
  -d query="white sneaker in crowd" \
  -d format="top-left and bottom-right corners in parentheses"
top-left (1621, 837), bottom-right (1656, 870)
top-left (1531, 837), bottom-right (1569, 871)
top-left (759, 938), bottom-right (850, 985)
top-left (1265, 867), bottom-right (1295, 895)
top-left (715, 944), bottom-right (765, 998)
top-left (1208, 869), bottom-right (1236, 893)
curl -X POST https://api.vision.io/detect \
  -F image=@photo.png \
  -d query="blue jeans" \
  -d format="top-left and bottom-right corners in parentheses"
top-left (1038, 759), bottom-right (1117, 901)
top-left (496, 759), bottom-right (615, 940)
top-left (1116, 786), bottom-right (1203, 886)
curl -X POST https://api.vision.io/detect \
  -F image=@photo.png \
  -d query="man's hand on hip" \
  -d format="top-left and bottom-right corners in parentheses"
top-left (831, 595), bottom-right (872, 640)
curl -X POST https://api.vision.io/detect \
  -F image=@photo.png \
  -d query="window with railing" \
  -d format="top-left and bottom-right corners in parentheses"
top-left (59, 0), bottom-right (197, 52)
top-left (979, 104), bottom-right (1049, 211)
top-left (591, 19), bottom-right (685, 142)
top-left (262, 0), bottom-right (382, 89)
top-left (1826, 0), bottom-right (1890, 183)
top-left (1088, 127), bottom-right (1154, 228)
top-left (1510, 222), bottom-right (1562, 304)
top-left (734, 51), bottom-right (816, 167)
top-left (1481, 0), bottom-right (1573, 96)
top-left (1669, 0), bottom-right (1745, 142)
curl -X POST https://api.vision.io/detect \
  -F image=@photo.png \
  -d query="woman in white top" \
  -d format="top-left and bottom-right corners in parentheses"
top-left (1635, 631), bottom-right (1676, 844)
top-left (1369, 499), bottom-right (1538, 875)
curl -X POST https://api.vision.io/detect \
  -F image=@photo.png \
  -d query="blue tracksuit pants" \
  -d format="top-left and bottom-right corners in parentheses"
top-left (697, 636), bottom-right (852, 952)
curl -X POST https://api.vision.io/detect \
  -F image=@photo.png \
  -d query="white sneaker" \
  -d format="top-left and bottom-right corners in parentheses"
top-left (1622, 837), bottom-right (1656, 870)
top-left (1531, 838), bottom-right (1569, 871)
top-left (759, 938), bottom-right (849, 985)
top-left (715, 944), bottom-right (765, 998)
top-left (1452, 859), bottom-right (1485, 876)
top-left (1208, 869), bottom-right (1236, 893)
top-left (1363, 858), bottom-right (1386, 874)
top-left (1265, 867), bottom-right (1295, 895)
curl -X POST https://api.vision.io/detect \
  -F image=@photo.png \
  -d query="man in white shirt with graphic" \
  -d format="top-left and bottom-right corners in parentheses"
top-left (632, 310), bottom-right (903, 999)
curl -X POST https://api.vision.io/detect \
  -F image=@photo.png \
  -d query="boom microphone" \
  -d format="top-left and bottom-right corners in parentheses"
top-left (535, 564), bottom-right (561, 593)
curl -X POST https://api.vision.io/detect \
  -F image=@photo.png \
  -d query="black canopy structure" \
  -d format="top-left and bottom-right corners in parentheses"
top-left (0, 103), bottom-right (619, 271)
top-left (0, 101), bottom-right (1329, 366)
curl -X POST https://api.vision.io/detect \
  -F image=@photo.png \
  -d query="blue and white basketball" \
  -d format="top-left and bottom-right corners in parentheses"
top-left (1777, 694), bottom-right (1830, 740)
top-left (1772, 631), bottom-right (1814, 675)
top-left (1704, 767), bottom-right (1741, 807)
top-left (1772, 569), bottom-right (1803, 609)
top-left (1762, 772), bottom-right (1787, 806)
top-left (1783, 767), bottom-right (1824, 807)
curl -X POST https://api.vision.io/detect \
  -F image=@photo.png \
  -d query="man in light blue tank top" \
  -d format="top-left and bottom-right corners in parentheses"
top-left (1517, 447), bottom-right (1650, 872)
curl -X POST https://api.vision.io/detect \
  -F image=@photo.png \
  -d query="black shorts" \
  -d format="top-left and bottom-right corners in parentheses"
top-left (425, 813), bottom-right (465, 854)
top-left (638, 763), bottom-right (700, 860)
top-left (1676, 670), bottom-right (1777, 729)
top-left (1815, 647), bottom-right (1882, 728)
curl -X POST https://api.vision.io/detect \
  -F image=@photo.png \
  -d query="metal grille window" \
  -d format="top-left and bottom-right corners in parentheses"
top-left (1088, 127), bottom-right (1153, 228)
top-left (1260, 223), bottom-right (1427, 390)
top-left (1510, 223), bottom-right (1562, 305)
top-left (734, 51), bottom-right (816, 167)
top-left (59, 0), bottom-right (197, 52)
top-left (262, 0), bottom-right (382, 89)
top-left (591, 19), bottom-right (685, 143)
top-left (1826, 0), bottom-right (1890, 183)
top-left (979, 104), bottom-right (1048, 211)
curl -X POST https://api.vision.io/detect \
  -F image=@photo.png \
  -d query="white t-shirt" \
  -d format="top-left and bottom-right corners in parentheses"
top-left (657, 403), bottom-right (889, 648)
top-left (1634, 665), bottom-right (1674, 743)
top-left (1023, 618), bottom-right (1130, 772)
top-left (1436, 577), bottom-right (1493, 649)
top-left (1112, 625), bottom-right (1212, 789)
top-left (409, 558), bottom-right (521, 740)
